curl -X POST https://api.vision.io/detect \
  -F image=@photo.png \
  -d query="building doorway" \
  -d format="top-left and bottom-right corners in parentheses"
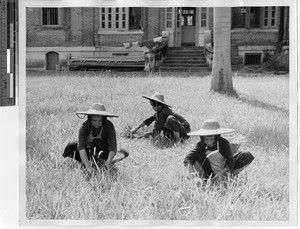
top-left (46, 52), bottom-right (59, 70)
top-left (181, 7), bottom-right (196, 46)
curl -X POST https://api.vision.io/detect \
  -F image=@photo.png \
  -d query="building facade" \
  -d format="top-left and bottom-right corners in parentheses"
top-left (0, 0), bottom-right (18, 106)
top-left (26, 6), bottom-right (289, 70)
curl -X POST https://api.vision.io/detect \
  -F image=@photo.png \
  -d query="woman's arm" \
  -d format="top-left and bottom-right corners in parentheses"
top-left (104, 151), bottom-right (116, 167)
top-left (183, 142), bottom-right (203, 166)
top-left (105, 121), bottom-right (117, 167)
top-left (77, 121), bottom-right (90, 152)
top-left (220, 138), bottom-right (235, 172)
top-left (77, 122), bottom-right (95, 173)
top-left (130, 122), bottom-right (146, 134)
top-left (79, 149), bottom-right (94, 173)
top-left (130, 115), bottom-right (156, 137)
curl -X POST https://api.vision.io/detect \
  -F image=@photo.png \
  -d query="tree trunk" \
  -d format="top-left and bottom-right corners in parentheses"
top-left (211, 7), bottom-right (233, 92)
top-left (277, 7), bottom-right (285, 46)
top-left (283, 7), bottom-right (289, 41)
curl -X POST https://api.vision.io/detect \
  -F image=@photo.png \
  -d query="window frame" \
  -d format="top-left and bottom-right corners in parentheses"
top-left (200, 7), bottom-right (209, 28)
top-left (165, 7), bottom-right (174, 29)
top-left (42, 8), bottom-right (59, 26)
top-left (99, 7), bottom-right (142, 32)
top-left (262, 6), bottom-right (278, 28)
top-left (231, 7), bottom-right (279, 30)
top-left (181, 7), bottom-right (196, 27)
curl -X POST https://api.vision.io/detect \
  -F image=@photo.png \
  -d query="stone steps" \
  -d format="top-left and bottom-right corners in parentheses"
top-left (160, 47), bottom-right (207, 72)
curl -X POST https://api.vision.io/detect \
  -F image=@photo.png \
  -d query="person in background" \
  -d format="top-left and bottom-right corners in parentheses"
top-left (130, 92), bottom-right (191, 143)
top-left (63, 103), bottom-right (118, 176)
top-left (184, 119), bottom-right (254, 182)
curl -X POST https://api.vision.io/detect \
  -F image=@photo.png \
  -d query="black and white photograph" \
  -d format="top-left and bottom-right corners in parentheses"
top-left (0, 0), bottom-right (298, 228)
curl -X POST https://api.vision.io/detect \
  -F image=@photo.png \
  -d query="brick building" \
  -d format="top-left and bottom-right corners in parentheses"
top-left (0, 0), bottom-right (18, 106)
top-left (26, 6), bottom-right (289, 71)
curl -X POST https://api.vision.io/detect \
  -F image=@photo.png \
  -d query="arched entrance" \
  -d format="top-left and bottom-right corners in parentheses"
top-left (46, 52), bottom-right (59, 70)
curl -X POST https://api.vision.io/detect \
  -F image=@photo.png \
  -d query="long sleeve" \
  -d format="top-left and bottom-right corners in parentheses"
top-left (183, 142), bottom-right (204, 166)
top-left (143, 114), bottom-right (156, 126)
top-left (172, 112), bottom-right (191, 132)
top-left (105, 121), bottom-right (117, 153)
top-left (77, 121), bottom-right (91, 151)
top-left (154, 108), bottom-right (171, 134)
top-left (219, 138), bottom-right (235, 172)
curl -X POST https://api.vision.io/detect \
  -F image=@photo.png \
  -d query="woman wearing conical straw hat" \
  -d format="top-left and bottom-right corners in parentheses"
top-left (62, 103), bottom-right (121, 176)
top-left (130, 92), bottom-right (191, 143)
top-left (184, 119), bottom-right (254, 181)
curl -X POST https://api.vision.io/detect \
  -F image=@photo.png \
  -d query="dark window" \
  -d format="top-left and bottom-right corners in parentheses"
top-left (176, 8), bottom-right (181, 28)
top-left (129, 7), bottom-right (141, 30)
top-left (42, 8), bottom-right (58, 25)
top-left (244, 53), bottom-right (262, 65)
top-left (181, 7), bottom-right (195, 26)
top-left (232, 7), bottom-right (246, 28)
top-left (232, 7), bottom-right (262, 29)
top-left (250, 7), bottom-right (261, 28)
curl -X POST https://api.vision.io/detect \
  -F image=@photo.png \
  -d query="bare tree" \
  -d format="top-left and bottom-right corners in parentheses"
top-left (210, 7), bottom-right (233, 92)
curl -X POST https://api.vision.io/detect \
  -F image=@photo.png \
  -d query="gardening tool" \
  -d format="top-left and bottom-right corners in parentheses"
top-left (110, 149), bottom-right (129, 165)
top-left (93, 148), bottom-right (129, 168)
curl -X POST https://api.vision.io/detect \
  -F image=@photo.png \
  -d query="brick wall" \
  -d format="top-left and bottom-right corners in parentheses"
top-left (208, 7), bottom-right (279, 47)
top-left (25, 6), bottom-right (285, 70)
top-left (26, 7), bottom-right (164, 48)
top-left (93, 8), bottom-right (100, 46)
top-left (146, 8), bottom-right (164, 39)
top-left (82, 8), bottom-right (95, 46)
top-left (70, 8), bottom-right (83, 45)
top-left (231, 30), bottom-right (278, 46)
top-left (99, 33), bottom-right (143, 46)
top-left (26, 8), bottom-right (94, 47)
top-left (27, 8), bottom-right (68, 47)
top-left (26, 7), bottom-right (283, 48)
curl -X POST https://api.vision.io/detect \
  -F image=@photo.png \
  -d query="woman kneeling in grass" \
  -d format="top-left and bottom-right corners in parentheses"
top-left (63, 103), bottom-right (119, 176)
top-left (184, 119), bottom-right (254, 182)
top-left (130, 92), bottom-right (191, 143)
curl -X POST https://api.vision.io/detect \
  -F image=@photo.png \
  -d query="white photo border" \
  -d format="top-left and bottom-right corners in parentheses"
top-left (16, 0), bottom-right (298, 227)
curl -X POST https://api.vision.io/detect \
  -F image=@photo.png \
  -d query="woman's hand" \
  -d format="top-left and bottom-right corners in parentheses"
top-left (85, 166), bottom-right (96, 181)
top-left (129, 128), bottom-right (137, 138)
top-left (130, 123), bottom-right (146, 138)
top-left (142, 131), bottom-right (152, 138)
top-left (86, 166), bottom-right (95, 174)
top-left (130, 128), bottom-right (137, 134)
top-left (103, 151), bottom-right (116, 168)
top-left (103, 159), bottom-right (111, 168)
top-left (213, 167), bottom-right (229, 181)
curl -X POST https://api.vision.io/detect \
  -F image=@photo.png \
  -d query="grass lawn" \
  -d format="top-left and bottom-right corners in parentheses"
top-left (26, 71), bottom-right (289, 221)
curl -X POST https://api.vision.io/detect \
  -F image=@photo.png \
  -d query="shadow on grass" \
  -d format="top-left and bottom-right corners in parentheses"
top-left (247, 125), bottom-right (289, 150)
top-left (212, 89), bottom-right (289, 150)
top-left (223, 89), bottom-right (289, 116)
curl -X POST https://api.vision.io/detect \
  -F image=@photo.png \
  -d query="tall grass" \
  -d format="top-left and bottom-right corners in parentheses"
top-left (26, 71), bottom-right (289, 221)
